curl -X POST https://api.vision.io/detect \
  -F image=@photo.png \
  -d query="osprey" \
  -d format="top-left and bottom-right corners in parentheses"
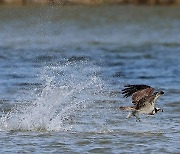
top-left (120, 84), bottom-right (164, 121)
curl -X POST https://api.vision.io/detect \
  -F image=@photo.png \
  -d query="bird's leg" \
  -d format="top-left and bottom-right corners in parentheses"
top-left (126, 112), bottom-right (133, 119)
top-left (135, 115), bottom-right (141, 122)
top-left (133, 112), bottom-right (141, 122)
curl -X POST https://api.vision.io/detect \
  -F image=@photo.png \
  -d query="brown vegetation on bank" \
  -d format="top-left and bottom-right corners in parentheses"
top-left (0, 0), bottom-right (180, 5)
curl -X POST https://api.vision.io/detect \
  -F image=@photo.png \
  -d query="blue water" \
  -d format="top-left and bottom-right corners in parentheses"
top-left (0, 5), bottom-right (180, 153)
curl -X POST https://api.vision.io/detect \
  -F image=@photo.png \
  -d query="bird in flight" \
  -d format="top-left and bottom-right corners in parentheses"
top-left (120, 84), bottom-right (164, 121)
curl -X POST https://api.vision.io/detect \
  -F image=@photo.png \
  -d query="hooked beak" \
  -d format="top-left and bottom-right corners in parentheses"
top-left (160, 91), bottom-right (164, 95)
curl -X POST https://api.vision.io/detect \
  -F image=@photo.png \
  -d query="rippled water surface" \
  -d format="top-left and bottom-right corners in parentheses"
top-left (0, 5), bottom-right (180, 153)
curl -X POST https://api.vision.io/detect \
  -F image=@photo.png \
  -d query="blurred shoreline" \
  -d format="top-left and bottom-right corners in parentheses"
top-left (1, 0), bottom-right (180, 6)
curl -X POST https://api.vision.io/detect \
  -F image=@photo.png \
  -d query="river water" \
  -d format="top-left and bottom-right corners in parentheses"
top-left (0, 5), bottom-right (180, 153)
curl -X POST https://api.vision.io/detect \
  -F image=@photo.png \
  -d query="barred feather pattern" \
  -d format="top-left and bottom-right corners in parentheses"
top-left (121, 84), bottom-right (151, 98)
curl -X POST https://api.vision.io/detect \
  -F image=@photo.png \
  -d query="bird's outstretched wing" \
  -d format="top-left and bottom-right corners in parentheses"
top-left (122, 84), bottom-right (155, 105)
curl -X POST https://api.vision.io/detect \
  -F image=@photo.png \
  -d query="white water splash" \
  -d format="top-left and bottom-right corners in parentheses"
top-left (0, 61), bottom-right (105, 131)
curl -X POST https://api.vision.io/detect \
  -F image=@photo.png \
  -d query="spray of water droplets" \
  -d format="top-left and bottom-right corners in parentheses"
top-left (0, 61), bottom-right (105, 131)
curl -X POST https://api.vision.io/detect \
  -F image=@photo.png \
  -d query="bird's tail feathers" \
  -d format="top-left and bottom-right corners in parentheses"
top-left (119, 106), bottom-right (135, 111)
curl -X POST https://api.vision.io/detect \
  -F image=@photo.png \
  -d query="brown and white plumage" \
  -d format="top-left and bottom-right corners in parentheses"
top-left (120, 84), bottom-right (164, 121)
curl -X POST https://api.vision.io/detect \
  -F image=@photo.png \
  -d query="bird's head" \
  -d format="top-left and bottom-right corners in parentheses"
top-left (154, 91), bottom-right (164, 96)
top-left (153, 91), bottom-right (164, 101)
top-left (160, 91), bottom-right (164, 95)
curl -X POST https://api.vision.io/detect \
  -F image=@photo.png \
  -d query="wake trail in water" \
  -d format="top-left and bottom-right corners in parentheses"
top-left (0, 61), bottom-right (106, 132)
